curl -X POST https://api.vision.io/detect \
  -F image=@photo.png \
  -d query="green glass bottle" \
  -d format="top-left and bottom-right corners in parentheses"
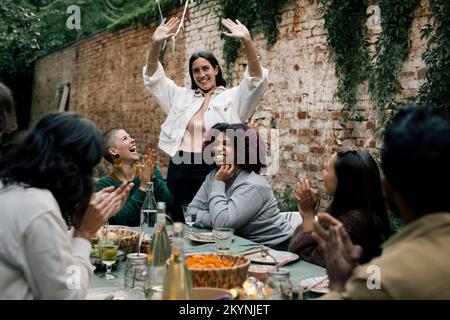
top-left (162, 222), bottom-right (192, 300)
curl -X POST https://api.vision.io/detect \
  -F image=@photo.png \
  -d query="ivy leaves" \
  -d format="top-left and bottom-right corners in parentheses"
top-left (417, 0), bottom-right (450, 107)
top-left (317, 0), bottom-right (370, 114)
top-left (219, 0), bottom-right (290, 77)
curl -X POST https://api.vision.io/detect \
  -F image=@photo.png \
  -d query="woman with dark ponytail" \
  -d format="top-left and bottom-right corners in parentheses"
top-left (0, 112), bottom-right (133, 299)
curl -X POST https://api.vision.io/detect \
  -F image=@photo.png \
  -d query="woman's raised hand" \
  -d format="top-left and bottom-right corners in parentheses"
top-left (140, 148), bottom-right (157, 187)
top-left (221, 18), bottom-right (251, 42)
top-left (152, 17), bottom-right (180, 43)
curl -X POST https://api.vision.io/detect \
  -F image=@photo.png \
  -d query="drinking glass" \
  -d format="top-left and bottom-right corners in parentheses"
top-left (99, 237), bottom-right (120, 280)
top-left (213, 227), bottom-right (234, 252)
top-left (181, 205), bottom-right (197, 231)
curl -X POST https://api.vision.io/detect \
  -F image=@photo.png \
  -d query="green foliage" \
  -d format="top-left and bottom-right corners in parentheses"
top-left (417, 0), bottom-right (450, 107)
top-left (316, 0), bottom-right (371, 114)
top-left (274, 184), bottom-right (298, 212)
top-left (369, 0), bottom-right (420, 133)
top-left (0, 0), bottom-right (40, 80)
top-left (218, 0), bottom-right (290, 77)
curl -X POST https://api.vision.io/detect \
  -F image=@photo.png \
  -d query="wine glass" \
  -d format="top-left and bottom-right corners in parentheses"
top-left (99, 237), bottom-right (120, 280)
top-left (181, 204), bottom-right (197, 232)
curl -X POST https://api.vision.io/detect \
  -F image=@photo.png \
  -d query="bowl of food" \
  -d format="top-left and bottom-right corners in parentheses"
top-left (92, 226), bottom-right (140, 254)
top-left (185, 253), bottom-right (250, 289)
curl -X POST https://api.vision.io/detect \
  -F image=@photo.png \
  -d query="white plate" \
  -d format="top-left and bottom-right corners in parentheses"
top-left (188, 231), bottom-right (215, 243)
top-left (246, 250), bottom-right (299, 265)
top-left (299, 276), bottom-right (330, 294)
top-left (86, 287), bottom-right (146, 300)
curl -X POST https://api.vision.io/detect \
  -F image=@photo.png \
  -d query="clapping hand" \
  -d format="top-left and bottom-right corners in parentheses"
top-left (293, 178), bottom-right (319, 217)
top-left (152, 17), bottom-right (180, 43)
top-left (74, 183), bottom-right (134, 240)
top-left (312, 213), bottom-right (363, 292)
top-left (221, 18), bottom-right (251, 42)
top-left (140, 148), bottom-right (157, 187)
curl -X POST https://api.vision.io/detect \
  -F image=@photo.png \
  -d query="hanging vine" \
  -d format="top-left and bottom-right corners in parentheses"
top-left (417, 0), bottom-right (450, 107)
top-left (316, 0), bottom-right (371, 115)
top-left (369, 0), bottom-right (420, 131)
top-left (219, 0), bottom-right (291, 77)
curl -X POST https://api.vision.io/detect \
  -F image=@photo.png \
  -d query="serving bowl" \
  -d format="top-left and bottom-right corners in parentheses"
top-left (185, 253), bottom-right (250, 289)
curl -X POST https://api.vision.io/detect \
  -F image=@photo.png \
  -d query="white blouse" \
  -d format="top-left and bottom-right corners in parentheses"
top-left (143, 62), bottom-right (270, 157)
top-left (0, 183), bottom-right (93, 299)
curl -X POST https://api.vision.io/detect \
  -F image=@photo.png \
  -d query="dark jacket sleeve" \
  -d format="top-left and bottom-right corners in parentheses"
top-left (152, 167), bottom-right (174, 213)
top-left (96, 177), bottom-right (145, 227)
top-left (288, 225), bottom-right (325, 267)
top-left (288, 210), bottom-right (366, 267)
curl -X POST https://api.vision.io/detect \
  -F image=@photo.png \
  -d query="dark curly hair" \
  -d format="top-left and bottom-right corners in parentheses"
top-left (202, 123), bottom-right (267, 173)
top-left (0, 112), bottom-right (103, 228)
top-left (382, 105), bottom-right (450, 215)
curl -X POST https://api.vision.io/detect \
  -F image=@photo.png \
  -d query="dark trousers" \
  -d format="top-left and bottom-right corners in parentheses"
top-left (166, 151), bottom-right (215, 223)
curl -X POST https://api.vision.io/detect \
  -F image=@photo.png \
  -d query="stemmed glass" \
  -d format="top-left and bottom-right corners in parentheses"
top-left (182, 204), bottom-right (197, 232)
top-left (99, 237), bottom-right (120, 280)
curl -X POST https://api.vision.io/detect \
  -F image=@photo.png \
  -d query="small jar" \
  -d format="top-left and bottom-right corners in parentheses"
top-left (263, 268), bottom-right (293, 300)
top-left (124, 253), bottom-right (149, 295)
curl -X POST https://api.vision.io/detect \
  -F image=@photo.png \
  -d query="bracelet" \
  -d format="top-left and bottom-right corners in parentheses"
top-left (247, 56), bottom-right (260, 63)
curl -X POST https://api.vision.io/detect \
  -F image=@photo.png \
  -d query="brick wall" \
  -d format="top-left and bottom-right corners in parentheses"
top-left (31, 0), bottom-right (430, 201)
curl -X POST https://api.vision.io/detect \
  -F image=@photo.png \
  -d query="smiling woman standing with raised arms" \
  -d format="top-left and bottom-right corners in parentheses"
top-left (143, 16), bottom-right (269, 222)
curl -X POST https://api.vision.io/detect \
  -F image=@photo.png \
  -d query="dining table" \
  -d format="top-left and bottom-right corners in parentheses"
top-left (89, 225), bottom-right (327, 299)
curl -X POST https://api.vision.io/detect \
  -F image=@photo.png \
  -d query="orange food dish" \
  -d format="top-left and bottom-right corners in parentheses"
top-left (186, 254), bottom-right (235, 269)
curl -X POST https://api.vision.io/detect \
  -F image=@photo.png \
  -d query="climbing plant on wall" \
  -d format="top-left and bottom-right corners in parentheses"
top-left (369, 0), bottom-right (420, 132)
top-left (316, 0), bottom-right (371, 114)
top-left (417, 0), bottom-right (450, 107)
top-left (218, 0), bottom-right (291, 77)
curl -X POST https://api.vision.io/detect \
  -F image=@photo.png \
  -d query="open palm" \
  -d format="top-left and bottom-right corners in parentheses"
top-left (221, 18), bottom-right (251, 41)
top-left (152, 17), bottom-right (180, 43)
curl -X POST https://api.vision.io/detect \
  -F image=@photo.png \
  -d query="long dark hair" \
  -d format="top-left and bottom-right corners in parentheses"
top-left (189, 51), bottom-right (226, 90)
top-left (327, 148), bottom-right (390, 240)
top-left (0, 112), bottom-right (103, 228)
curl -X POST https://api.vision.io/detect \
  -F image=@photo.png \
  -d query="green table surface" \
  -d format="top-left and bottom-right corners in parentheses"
top-left (90, 226), bottom-right (326, 297)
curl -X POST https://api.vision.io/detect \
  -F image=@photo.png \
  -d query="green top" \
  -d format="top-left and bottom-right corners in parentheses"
top-left (95, 167), bottom-right (173, 226)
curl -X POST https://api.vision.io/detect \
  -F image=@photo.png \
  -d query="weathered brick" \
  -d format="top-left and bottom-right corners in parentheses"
top-left (31, 0), bottom-right (430, 193)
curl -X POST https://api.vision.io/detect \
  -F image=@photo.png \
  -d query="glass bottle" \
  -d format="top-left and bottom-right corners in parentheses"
top-left (148, 213), bottom-right (171, 300)
top-left (162, 222), bottom-right (192, 300)
top-left (263, 268), bottom-right (293, 300)
top-left (141, 182), bottom-right (157, 228)
top-left (124, 253), bottom-right (149, 295)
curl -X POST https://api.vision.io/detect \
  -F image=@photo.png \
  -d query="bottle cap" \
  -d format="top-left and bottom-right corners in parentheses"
top-left (157, 202), bottom-right (166, 211)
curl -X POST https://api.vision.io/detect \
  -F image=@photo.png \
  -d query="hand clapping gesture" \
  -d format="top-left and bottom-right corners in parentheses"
top-left (139, 148), bottom-right (157, 188)
top-left (152, 17), bottom-right (180, 43)
top-left (74, 182), bottom-right (134, 240)
top-left (293, 178), bottom-right (319, 217)
top-left (312, 213), bottom-right (363, 292)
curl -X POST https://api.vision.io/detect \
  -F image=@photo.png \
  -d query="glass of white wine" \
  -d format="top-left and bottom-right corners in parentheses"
top-left (99, 237), bottom-right (120, 280)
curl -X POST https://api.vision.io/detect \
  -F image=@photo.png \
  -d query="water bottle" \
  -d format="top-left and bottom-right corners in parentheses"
top-left (148, 213), bottom-right (171, 300)
top-left (141, 182), bottom-right (157, 228)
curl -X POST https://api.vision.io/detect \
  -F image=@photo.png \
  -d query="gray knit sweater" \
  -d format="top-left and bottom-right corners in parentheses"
top-left (189, 168), bottom-right (294, 248)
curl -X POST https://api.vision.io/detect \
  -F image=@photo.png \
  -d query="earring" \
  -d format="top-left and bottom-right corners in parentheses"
top-left (113, 154), bottom-right (122, 168)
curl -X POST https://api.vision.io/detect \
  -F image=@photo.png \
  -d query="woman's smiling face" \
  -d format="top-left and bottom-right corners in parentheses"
top-left (109, 129), bottom-right (139, 162)
top-left (212, 132), bottom-right (235, 166)
top-left (191, 57), bottom-right (219, 92)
